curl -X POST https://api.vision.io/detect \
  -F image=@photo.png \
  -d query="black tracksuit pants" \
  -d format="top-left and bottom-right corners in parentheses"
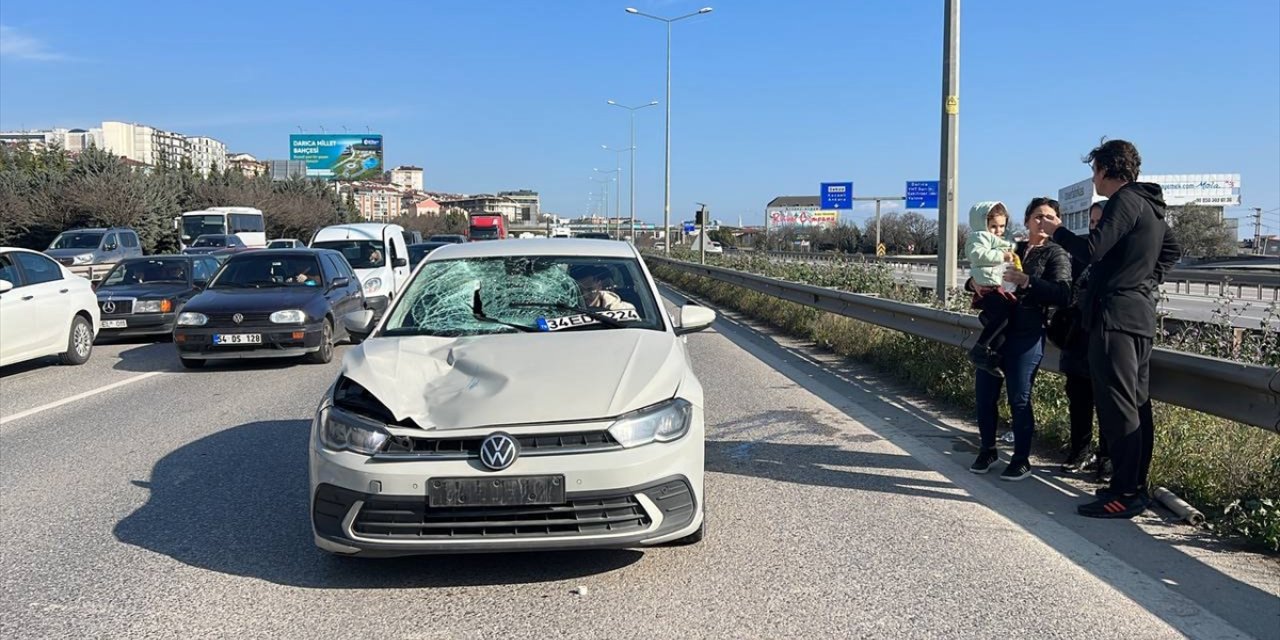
top-left (1088, 329), bottom-right (1155, 494)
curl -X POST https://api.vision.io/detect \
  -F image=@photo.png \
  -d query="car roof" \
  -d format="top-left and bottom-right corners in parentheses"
top-left (313, 223), bottom-right (404, 241)
top-left (224, 248), bottom-right (333, 259)
top-left (119, 254), bottom-right (198, 261)
top-left (426, 238), bottom-right (639, 261)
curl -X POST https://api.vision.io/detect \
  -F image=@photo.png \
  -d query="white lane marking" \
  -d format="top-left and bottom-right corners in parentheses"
top-left (0, 372), bottom-right (164, 425)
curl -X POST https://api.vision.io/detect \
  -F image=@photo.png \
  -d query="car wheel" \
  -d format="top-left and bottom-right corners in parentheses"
top-left (180, 358), bottom-right (206, 369)
top-left (59, 316), bottom-right (94, 365)
top-left (307, 319), bottom-right (334, 364)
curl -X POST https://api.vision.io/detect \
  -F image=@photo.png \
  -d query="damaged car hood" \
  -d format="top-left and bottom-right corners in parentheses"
top-left (340, 330), bottom-right (685, 430)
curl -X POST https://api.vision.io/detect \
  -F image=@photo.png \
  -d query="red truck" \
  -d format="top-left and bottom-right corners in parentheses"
top-left (467, 214), bottom-right (507, 241)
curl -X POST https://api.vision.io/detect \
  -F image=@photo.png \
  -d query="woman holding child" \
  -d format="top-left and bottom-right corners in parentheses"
top-left (965, 198), bottom-right (1073, 480)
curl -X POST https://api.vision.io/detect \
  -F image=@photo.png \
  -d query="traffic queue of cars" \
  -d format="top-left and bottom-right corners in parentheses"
top-left (3, 234), bottom-right (718, 558)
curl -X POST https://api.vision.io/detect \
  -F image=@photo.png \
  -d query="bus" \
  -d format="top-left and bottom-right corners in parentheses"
top-left (175, 207), bottom-right (266, 250)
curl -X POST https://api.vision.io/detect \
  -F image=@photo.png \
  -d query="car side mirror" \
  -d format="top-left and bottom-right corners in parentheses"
top-left (393, 257), bottom-right (408, 268)
top-left (674, 304), bottom-right (716, 336)
top-left (342, 309), bottom-right (375, 341)
top-left (330, 276), bottom-right (350, 290)
top-left (105, 244), bottom-right (118, 252)
top-left (0, 279), bottom-right (13, 294)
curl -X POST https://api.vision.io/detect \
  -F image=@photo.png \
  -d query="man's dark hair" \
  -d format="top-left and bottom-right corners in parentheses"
top-left (1083, 138), bottom-right (1141, 183)
top-left (1024, 197), bottom-right (1060, 223)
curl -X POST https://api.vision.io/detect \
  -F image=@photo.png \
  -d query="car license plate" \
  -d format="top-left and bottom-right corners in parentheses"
top-left (101, 320), bottom-right (127, 329)
top-left (428, 475), bottom-right (565, 507)
top-left (213, 333), bottom-right (262, 345)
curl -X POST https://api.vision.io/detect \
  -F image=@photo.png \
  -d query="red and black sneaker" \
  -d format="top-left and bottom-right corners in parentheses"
top-left (1078, 493), bottom-right (1147, 519)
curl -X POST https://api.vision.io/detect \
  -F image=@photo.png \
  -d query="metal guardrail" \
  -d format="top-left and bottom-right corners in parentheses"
top-left (646, 255), bottom-right (1280, 432)
top-left (761, 251), bottom-right (1280, 300)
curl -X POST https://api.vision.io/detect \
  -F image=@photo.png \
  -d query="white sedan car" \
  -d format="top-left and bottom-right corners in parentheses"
top-left (0, 247), bottom-right (100, 368)
top-left (310, 239), bottom-right (715, 556)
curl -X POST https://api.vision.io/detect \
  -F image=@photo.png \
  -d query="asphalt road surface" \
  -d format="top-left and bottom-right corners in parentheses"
top-left (1, 300), bottom-right (1275, 639)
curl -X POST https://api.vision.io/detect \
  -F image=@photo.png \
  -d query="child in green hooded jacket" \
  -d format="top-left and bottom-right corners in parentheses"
top-left (965, 201), bottom-right (1018, 375)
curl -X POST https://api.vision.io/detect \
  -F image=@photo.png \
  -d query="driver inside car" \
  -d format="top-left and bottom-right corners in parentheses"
top-left (574, 265), bottom-right (635, 311)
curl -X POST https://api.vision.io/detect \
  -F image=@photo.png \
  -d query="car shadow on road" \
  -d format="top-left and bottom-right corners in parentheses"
top-left (111, 343), bottom-right (344, 374)
top-left (113, 419), bottom-right (642, 589)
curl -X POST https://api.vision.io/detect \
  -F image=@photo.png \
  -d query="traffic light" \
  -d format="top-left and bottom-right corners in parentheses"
top-left (695, 205), bottom-right (708, 225)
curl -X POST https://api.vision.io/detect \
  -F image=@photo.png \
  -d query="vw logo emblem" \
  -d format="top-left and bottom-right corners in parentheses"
top-left (232, 313), bottom-right (244, 324)
top-left (102, 301), bottom-right (116, 314)
top-left (479, 432), bottom-right (519, 471)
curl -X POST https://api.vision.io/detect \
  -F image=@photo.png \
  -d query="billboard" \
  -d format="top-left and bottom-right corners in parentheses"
top-left (1143, 174), bottom-right (1241, 207)
top-left (289, 134), bottom-right (384, 181)
top-left (767, 208), bottom-right (839, 229)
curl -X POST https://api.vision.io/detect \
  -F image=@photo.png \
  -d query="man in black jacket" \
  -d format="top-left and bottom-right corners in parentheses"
top-left (1043, 139), bottom-right (1180, 519)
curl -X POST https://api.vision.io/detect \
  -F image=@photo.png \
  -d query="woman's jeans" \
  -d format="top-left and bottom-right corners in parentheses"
top-left (976, 331), bottom-right (1044, 460)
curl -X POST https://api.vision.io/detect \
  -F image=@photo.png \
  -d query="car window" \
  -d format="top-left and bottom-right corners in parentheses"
top-left (122, 232), bottom-right (139, 249)
top-left (320, 254), bottom-right (342, 281)
top-left (102, 258), bottom-right (188, 286)
top-left (383, 256), bottom-right (662, 337)
top-left (229, 236), bottom-right (245, 247)
top-left (12, 252), bottom-right (63, 286)
top-left (103, 233), bottom-right (118, 250)
top-left (192, 259), bottom-right (212, 282)
top-left (48, 231), bottom-right (104, 249)
top-left (311, 240), bottom-right (386, 269)
top-left (0, 253), bottom-right (20, 286)
top-left (211, 254), bottom-right (323, 289)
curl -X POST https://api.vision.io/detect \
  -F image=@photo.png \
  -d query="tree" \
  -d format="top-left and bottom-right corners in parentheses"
top-left (901, 212), bottom-right (938, 254)
top-left (1168, 205), bottom-right (1236, 258)
top-left (956, 223), bottom-right (971, 257)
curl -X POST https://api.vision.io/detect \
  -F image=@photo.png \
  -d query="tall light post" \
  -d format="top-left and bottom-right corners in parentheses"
top-left (625, 6), bottom-right (713, 254)
top-left (601, 146), bottom-right (630, 240)
top-left (607, 100), bottom-right (659, 242)
top-left (591, 174), bottom-right (616, 234)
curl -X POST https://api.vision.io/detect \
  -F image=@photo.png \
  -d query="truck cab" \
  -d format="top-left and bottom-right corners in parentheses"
top-left (467, 214), bottom-right (507, 241)
top-left (309, 223), bottom-right (410, 319)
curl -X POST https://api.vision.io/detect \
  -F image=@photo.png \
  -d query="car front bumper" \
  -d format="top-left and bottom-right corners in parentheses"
top-left (97, 312), bottom-right (177, 338)
top-left (174, 321), bottom-right (325, 360)
top-left (309, 411), bottom-right (705, 557)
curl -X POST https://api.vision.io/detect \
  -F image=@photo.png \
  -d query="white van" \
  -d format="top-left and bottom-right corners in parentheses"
top-left (310, 223), bottom-right (410, 319)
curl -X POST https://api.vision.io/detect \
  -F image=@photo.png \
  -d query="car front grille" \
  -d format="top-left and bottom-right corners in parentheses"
top-left (204, 311), bottom-right (273, 326)
top-left (99, 299), bottom-right (134, 315)
top-left (353, 494), bottom-right (652, 539)
top-left (378, 430), bottom-right (620, 458)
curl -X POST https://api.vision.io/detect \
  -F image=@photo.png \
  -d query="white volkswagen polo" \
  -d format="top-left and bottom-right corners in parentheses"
top-left (309, 239), bottom-right (715, 556)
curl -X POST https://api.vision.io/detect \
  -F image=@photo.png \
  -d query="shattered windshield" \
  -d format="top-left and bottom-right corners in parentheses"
top-left (382, 256), bottom-right (664, 337)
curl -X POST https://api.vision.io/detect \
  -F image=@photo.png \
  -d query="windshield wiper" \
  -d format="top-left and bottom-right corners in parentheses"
top-left (510, 301), bottom-right (627, 329)
top-left (473, 288), bottom-right (537, 333)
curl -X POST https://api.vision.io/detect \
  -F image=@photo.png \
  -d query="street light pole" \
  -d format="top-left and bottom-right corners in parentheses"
top-left (608, 100), bottom-right (659, 242)
top-left (937, 0), bottom-right (960, 301)
top-left (592, 172), bottom-right (618, 235)
top-left (626, 7), bottom-right (713, 254)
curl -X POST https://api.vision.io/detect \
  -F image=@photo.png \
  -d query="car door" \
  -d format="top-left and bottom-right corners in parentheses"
top-left (321, 254), bottom-right (360, 321)
top-left (0, 252), bottom-right (32, 364)
top-left (9, 252), bottom-right (71, 360)
top-left (388, 235), bottom-right (409, 293)
top-left (332, 254), bottom-right (364, 315)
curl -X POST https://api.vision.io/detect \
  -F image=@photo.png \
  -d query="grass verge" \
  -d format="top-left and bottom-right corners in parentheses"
top-left (651, 252), bottom-right (1280, 551)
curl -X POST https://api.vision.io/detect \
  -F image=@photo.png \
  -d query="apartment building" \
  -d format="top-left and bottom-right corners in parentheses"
top-left (498, 189), bottom-right (540, 222)
top-left (390, 165), bottom-right (425, 191)
top-left (189, 136), bottom-right (228, 176)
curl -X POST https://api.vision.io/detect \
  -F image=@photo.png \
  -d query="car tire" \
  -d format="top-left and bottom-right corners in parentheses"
top-left (59, 315), bottom-right (94, 365)
top-left (180, 358), bottom-right (206, 369)
top-left (307, 319), bottom-right (334, 365)
top-left (668, 518), bottom-right (706, 546)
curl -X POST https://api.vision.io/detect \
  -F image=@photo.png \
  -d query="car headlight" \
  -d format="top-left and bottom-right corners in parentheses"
top-left (363, 277), bottom-right (382, 294)
top-left (270, 309), bottom-right (307, 324)
top-left (74, 253), bottom-right (94, 265)
top-left (317, 404), bottom-right (390, 455)
top-left (177, 312), bottom-right (208, 326)
top-left (607, 398), bottom-right (693, 448)
top-left (135, 299), bottom-right (174, 314)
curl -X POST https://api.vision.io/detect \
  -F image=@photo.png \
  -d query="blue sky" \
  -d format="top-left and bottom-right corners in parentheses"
top-left (2, 1), bottom-right (1278, 236)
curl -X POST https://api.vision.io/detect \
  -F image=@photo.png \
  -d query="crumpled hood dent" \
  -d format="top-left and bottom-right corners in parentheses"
top-left (340, 330), bottom-right (685, 430)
